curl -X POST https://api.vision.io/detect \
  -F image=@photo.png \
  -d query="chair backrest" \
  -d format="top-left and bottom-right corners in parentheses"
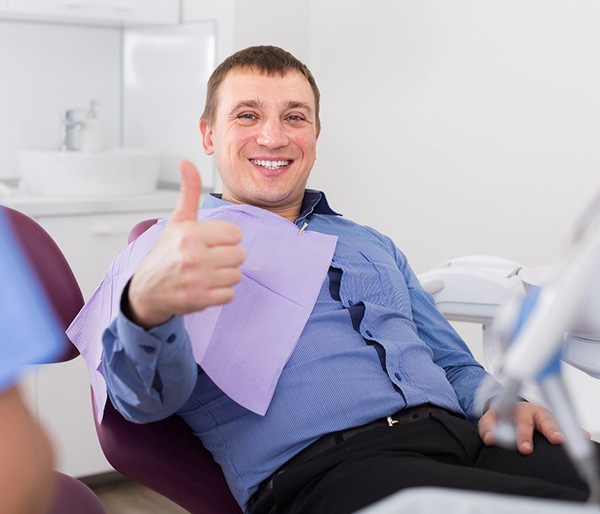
top-left (127, 218), bottom-right (160, 244)
top-left (94, 218), bottom-right (242, 514)
top-left (4, 206), bottom-right (83, 362)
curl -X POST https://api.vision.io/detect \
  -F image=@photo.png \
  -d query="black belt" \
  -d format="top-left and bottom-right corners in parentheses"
top-left (248, 404), bottom-right (458, 511)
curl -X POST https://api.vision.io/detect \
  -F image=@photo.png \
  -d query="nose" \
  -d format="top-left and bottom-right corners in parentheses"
top-left (256, 119), bottom-right (289, 148)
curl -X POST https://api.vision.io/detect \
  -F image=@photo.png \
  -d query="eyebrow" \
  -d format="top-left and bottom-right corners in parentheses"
top-left (230, 100), bottom-right (263, 114)
top-left (229, 100), bottom-right (314, 116)
top-left (286, 101), bottom-right (314, 116)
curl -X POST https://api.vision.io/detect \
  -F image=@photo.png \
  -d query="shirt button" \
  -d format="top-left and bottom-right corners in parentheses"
top-left (167, 334), bottom-right (177, 343)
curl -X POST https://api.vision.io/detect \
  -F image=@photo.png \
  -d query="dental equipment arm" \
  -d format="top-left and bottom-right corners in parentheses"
top-left (487, 191), bottom-right (600, 504)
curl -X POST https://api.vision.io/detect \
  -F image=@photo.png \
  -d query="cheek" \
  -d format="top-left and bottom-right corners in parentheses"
top-left (215, 124), bottom-right (249, 147)
top-left (295, 133), bottom-right (318, 157)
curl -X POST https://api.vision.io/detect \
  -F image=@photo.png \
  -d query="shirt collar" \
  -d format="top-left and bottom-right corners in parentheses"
top-left (202, 190), bottom-right (341, 225)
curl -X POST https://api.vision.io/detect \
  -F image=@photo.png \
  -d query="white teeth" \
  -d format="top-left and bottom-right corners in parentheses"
top-left (251, 159), bottom-right (290, 170)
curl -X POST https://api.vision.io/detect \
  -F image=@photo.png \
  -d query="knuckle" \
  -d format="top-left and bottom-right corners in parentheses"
top-left (234, 247), bottom-right (246, 262)
top-left (231, 268), bottom-right (243, 284)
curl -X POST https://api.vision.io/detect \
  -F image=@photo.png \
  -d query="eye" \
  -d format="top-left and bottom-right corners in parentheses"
top-left (239, 113), bottom-right (257, 120)
top-left (286, 114), bottom-right (306, 122)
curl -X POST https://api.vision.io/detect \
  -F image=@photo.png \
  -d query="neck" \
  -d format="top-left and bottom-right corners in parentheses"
top-left (220, 195), bottom-right (302, 223)
top-left (268, 205), bottom-right (301, 222)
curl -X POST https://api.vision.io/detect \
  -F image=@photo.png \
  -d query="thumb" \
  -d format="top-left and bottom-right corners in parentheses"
top-left (170, 160), bottom-right (202, 224)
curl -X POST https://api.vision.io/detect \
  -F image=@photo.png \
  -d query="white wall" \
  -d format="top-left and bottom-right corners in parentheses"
top-left (308, 0), bottom-right (600, 274)
top-left (233, 0), bottom-right (310, 62)
top-left (0, 19), bottom-right (121, 181)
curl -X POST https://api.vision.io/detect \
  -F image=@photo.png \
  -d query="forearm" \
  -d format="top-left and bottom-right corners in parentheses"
top-left (102, 312), bottom-right (198, 423)
top-left (396, 249), bottom-right (502, 419)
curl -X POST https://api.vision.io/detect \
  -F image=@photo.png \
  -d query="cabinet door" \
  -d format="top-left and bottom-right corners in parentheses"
top-left (6, 0), bottom-right (179, 25)
top-left (36, 357), bottom-right (112, 477)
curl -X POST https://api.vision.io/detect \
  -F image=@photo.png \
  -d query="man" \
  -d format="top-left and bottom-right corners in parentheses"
top-left (101, 46), bottom-right (595, 514)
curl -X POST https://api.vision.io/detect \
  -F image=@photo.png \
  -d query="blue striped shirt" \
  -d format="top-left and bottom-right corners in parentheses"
top-left (102, 191), bottom-right (497, 512)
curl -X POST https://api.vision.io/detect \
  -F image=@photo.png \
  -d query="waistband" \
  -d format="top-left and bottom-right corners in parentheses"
top-left (248, 404), bottom-right (460, 511)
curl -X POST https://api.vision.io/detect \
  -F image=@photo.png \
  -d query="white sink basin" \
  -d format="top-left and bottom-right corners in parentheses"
top-left (19, 149), bottom-right (160, 197)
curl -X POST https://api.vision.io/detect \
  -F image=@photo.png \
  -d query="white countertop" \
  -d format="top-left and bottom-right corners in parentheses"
top-left (0, 187), bottom-right (181, 216)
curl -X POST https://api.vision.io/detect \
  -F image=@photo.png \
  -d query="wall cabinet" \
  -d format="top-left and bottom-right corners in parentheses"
top-left (4, 191), bottom-right (178, 477)
top-left (4, 0), bottom-right (179, 26)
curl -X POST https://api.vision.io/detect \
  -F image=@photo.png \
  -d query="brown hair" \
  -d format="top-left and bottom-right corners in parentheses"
top-left (201, 45), bottom-right (321, 130)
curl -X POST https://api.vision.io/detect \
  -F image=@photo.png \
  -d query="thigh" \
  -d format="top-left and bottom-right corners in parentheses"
top-left (476, 433), bottom-right (598, 492)
top-left (269, 417), bottom-right (588, 514)
top-left (263, 418), bottom-right (466, 514)
top-left (285, 449), bottom-right (586, 514)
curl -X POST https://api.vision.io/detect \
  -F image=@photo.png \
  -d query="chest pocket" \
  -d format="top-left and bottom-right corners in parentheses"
top-left (332, 241), bottom-right (413, 319)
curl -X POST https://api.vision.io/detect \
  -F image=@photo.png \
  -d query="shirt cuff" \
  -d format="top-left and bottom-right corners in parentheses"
top-left (114, 279), bottom-right (189, 361)
top-left (113, 307), bottom-right (189, 364)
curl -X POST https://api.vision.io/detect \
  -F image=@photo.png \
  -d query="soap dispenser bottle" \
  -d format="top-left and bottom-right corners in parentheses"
top-left (81, 100), bottom-right (104, 153)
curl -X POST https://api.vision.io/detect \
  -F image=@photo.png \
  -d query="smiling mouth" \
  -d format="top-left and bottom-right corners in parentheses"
top-left (250, 159), bottom-right (291, 170)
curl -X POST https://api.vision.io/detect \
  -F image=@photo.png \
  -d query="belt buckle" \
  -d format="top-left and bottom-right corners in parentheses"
top-left (386, 415), bottom-right (399, 427)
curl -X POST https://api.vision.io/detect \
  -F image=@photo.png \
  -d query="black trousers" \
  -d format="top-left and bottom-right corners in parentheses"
top-left (251, 412), bottom-right (594, 514)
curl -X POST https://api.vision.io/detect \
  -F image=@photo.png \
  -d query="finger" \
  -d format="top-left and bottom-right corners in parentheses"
top-left (198, 221), bottom-right (243, 248)
top-left (207, 245), bottom-right (246, 268)
top-left (202, 286), bottom-right (237, 307)
top-left (170, 160), bottom-right (202, 224)
top-left (513, 404), bottom-right (564, 454)
top-left (531, 408), bottom-right (564, 445)
top-left (514, 414), bottom-right (536, 454)
top-left (478, 410), bottom-right (499, 446)
top-left (202, 267), bottom-right (243, 289)
top-left (169, 285), bottom-right (238, 316)
top-left (182, 276), bottom-right (242, 308)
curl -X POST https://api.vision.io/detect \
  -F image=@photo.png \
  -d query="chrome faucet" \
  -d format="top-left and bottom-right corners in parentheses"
top-left (59, 109), bottom-right (84, 152)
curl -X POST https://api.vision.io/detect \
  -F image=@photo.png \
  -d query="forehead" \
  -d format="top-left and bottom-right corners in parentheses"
top-left (217, 68), bottom-right (316, 113)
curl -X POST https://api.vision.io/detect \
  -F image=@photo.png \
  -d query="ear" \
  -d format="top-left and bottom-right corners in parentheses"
top-left (199, 119), bottom-right (214, 155)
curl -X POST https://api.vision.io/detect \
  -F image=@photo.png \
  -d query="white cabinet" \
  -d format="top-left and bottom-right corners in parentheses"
top-left (3, 190), bottom-right (178, 477)
top-left (38, 211), bottom-right (166, 299)
top-left (32, 357), bottom-right (110, 477)
top-left (4, 0), bottom-right (180, 26)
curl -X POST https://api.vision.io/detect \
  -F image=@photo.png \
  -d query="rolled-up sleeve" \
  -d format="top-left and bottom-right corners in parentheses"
top-left (102, 312), bottom-right (198, 423)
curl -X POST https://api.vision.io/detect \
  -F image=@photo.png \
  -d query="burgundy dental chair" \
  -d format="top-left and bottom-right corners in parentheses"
top-left (4, 205), bottom-right (104, 514)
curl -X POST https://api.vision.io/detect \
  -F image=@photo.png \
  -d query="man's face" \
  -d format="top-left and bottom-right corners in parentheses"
top-left (200, 68), bottom-right (320, 220)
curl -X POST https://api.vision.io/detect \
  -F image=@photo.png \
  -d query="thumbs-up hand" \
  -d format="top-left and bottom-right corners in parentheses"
top-left (127, 161), bottom-right (244, 329)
